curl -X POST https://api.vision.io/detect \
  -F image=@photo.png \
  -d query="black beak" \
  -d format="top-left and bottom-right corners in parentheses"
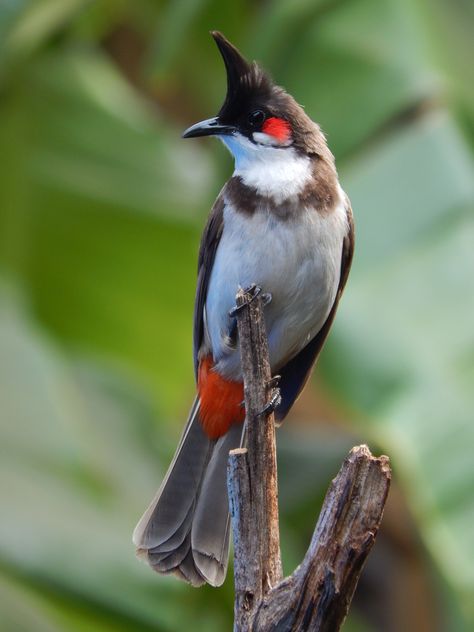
top-left (182, 116), bottom-right (236, 139)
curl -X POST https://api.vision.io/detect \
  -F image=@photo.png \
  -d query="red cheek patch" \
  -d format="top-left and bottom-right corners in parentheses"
top-left (262, 117), bottom-right (291, 142)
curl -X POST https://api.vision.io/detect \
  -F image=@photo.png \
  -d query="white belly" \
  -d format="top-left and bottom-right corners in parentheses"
top-left (205, 199), bottom-right (348, 379)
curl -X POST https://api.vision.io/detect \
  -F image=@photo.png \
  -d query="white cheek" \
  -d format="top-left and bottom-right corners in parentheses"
top-left (252, 131), bottom-right (292, 148)
top-left (219, 132), bottom-right (312, 202)
top-left (236, 150), bottom-right (312, 202)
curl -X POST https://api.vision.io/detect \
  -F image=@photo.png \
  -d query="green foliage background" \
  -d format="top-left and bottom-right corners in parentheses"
top-left (0, 1), bottom-right (473, 630)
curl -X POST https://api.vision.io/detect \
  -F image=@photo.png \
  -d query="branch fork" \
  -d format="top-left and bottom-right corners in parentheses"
top-left (227, 287), bottom-right (391, 631)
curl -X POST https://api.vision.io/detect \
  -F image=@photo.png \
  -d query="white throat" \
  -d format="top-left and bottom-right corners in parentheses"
top-left (220, 132), bottom-right (311, 203)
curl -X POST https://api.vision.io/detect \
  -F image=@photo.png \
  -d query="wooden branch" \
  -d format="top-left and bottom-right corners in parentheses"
top-left (227, 287), bottom-right (391, 631)
top-left (228, 287), bottom-right (283, 630)
top-left (227, 448), bottom-right (258, 631)
top-left (252, 445), bottom-right (391, 631)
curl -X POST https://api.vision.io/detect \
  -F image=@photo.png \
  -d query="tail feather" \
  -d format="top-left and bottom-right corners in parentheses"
top-left (150, 501), bottom-right (194, 556)
top-left (191, 423), bottom-right (244, 585)
top-left (133, 399), bottom-right (210, 549)
top-left (172, 549), bottom-right (207, 587)
top-left (148, 533), bottom-right (191, 572)
top-left (133, 397), bottom-right (244, 587)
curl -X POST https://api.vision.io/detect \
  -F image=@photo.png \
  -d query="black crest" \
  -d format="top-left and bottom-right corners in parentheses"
top-left (210, 32), bottom-right (330, 157)
top-left (211, 31), bottom-right (275, 123)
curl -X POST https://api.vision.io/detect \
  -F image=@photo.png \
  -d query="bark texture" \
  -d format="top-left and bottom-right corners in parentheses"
top-left (227, 287), bottom-right (391, 631)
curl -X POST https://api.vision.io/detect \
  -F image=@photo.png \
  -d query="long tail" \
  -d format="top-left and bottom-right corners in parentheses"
top-left (133, 398), bottom-right (244, 586)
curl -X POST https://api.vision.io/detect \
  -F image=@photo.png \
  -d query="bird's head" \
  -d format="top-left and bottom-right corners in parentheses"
top-left (183, 32), bottom-right (329, 168)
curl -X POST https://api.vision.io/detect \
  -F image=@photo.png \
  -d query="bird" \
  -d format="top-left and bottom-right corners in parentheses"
top-left (133, 31), bottom-right (354, 588)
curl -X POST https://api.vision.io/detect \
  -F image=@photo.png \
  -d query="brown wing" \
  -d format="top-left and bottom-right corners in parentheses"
top-left (275, 200), bottom-right (354, 421)
top-left (193, 194), bottom-right (225, 379)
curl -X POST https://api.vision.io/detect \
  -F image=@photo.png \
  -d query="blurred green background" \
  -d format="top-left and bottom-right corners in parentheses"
top-left (1, 0), bottom-right (473, 630)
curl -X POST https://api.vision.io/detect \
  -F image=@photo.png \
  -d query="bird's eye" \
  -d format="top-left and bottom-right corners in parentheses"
top-left (248, 110), bottom-right (265, 127)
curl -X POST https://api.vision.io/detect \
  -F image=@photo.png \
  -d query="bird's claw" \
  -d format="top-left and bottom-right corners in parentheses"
top-left (229, 284), bottom-right (262, 317)
top-left (243, 283), bottom-right (260, 297)
top-left (259, 386), bottom-right (281, 416)
top-left (266, 374), bottom-right (281, 389)
top-left (261, 292), bottom-right (272, 306)
top-left (240, 378), bottom-right (281, 416)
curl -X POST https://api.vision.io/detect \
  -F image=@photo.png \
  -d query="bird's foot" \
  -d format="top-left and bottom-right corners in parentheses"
top-left (261, 292), bottom-right (272, 306)
top-left (266, 374), bottom-right (281, 389)
top-left (229, 283), bottom-right (264, 317)
top-left (240, 376), bottom-right (281, 415)
top-left (243, 282), bottom-right (260, 297)
top-left (259, 380), bottom-right (282, 417)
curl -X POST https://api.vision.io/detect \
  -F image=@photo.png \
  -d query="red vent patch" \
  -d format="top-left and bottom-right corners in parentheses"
top-left (198, 356), bottom-right (245, 439)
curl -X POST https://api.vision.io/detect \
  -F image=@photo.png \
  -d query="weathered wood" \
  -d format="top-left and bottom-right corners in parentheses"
top-left (227, 448), bottom-right (257, 631)
top-left (252, 445), bottom-right (391, 631)
top-left (233, 287), bottom-right (283, 598)
top-left (227, 286), bottom-right (391, 631)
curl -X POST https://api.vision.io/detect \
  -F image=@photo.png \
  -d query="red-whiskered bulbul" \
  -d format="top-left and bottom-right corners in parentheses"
top-left (133, 31), bottom-right (354, 587)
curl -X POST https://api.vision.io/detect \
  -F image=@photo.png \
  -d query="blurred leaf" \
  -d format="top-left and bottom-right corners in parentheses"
top-left (0, 568), bottom-right (159, 632)
top-left (1, 0), bottom-right (91, 67)
top-left (148, 0), bottom-right (210, 78)
top-left (414, 0), bottom-right (474, 145)
top-left (0, 47), bottom-right (217, 415)
top-left (0, 0), bottom-right (29, 47)
top-left (0, 571), bottom-right (62, 632)
top-left (344, 112), bottom-right (474, 271)
top-left (322, 111), bottom-right (474, 626)
top-left (0, 287), bottom-right (232, 631)
top-left (26, 50), bottom-right (214, 218)
top-left (1, 0), bottom-right (474, 630)
top-left (256, 0), bottom-right (440, 158)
